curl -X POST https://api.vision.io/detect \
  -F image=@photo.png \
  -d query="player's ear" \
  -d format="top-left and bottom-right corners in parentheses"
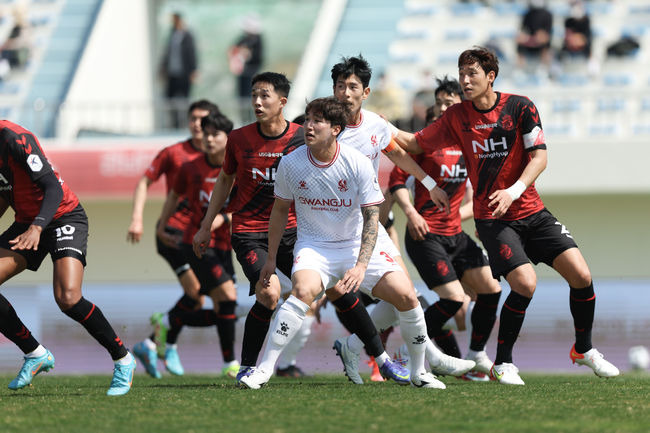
top-left (362, 86), bottom-right (370, 100)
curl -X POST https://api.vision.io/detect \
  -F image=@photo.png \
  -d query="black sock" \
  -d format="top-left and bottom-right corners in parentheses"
top-left (332, 292), bottom-right (384, 358)
top-left (570, 282), bottom-right (595, 353)
top-left (469, 292), bottom-right (501, 352)
top-left (169, 309), bottom-right (217, 327)
top-left (216, 301), bottom-right (237, 362)
top-left (0, 294), bottom-right (39, 354)
top-left (241, 301), bottom-right (274, 366)
top-left (425, 299), bottom-right (463, 358)
top-left (63, 297), bottom-right (127, 361)
top-left (495, 291), bottom-right (532, 365)
top-left (165, 295), bottom-right (200, 345)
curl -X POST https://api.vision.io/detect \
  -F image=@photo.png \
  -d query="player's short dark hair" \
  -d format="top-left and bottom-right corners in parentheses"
top-left (434, 75), bottom-right (463, 100)
top-left (251, 72), bottom-right (291, 97)
top-left (331, 55), bottom-right (372, 88)
top-left (305, 97), bottom-right (350, 132)
top-left (458, 46), bottom-right (499, 79)
top-left (201, 113), bottom-right (233, 134)
top-left (187, 99), bottom-right (220, 117)
top-left (292, 114), bottom-right (305, 125)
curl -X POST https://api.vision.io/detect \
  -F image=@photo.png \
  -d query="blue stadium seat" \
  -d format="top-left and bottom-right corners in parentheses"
top-left (552, 99), bottom-right (581, 113)
top-left (596, 98), bottom-right (626, 112)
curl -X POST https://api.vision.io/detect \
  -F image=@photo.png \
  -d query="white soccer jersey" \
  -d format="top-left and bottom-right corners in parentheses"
top-left (274, 142), bottom-right (384, 248)
top-left (337, 109), bottom-right (392, 174)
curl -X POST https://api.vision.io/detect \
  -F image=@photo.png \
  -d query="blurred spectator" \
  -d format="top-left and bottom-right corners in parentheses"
top-left (364, 71), bottom-right (406, 122)
top-left (228, 14), bottom-right (263, 123)
top-left (0, 7), bottom-right (31, 70)
top-left (160, 12), bottom-right (198, 129)
top-left (516, 0), bottom-right (553, 72)
top-left (559, 1), bottom-right (592, 60)
top-left (394, 89), bottom-right (436, 133)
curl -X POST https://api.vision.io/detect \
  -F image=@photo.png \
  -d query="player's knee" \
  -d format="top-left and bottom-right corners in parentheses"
top-left (255, 283), bottom-right (280, 309)
top-left (55, 291), bottom-right (81, 311)
top-left (568, 266), bottom-right (592, 289)
top-left (507, 270), bottom-right (537, 298)
top-left (390, 290), bottom-right (419, 312)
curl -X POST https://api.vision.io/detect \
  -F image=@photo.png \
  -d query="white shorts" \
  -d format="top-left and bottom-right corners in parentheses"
top-left (378, 223), bottom-right (400, 258)
top-left (292, 236), bottom-right (403, 298)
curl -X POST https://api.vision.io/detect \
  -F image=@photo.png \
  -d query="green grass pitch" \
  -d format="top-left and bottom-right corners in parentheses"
top-left (1, 373), bottom-right (648, 433)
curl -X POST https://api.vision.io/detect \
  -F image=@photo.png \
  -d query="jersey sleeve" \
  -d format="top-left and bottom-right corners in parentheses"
top-left (358, 157), bottom-right (384, 207)
top-left (414, 115), bottom-right (455, 154)
top-left (520, 98), bottom-right (546, 151)
top-left (273, 158), bottom-right (293, 201)
top-left (144, 147), bottom-right (169, 181)
top-left (9, 131), bottom-right (56, 182)
top-left (388, 165), bottom-right (409, 192)
top-left (222, 133), bottom-right (238, 175)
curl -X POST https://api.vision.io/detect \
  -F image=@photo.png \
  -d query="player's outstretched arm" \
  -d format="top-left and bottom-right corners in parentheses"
top-left (127, 176), bottom-right (153, 243)
top-left (392, 187), bottom-right (428, 241)
top-left (259, 198), bottom-right (291, 288)
top-left (156, 189), bottom-right (182, 248)
top-left (488, 148), bottom-right (547, 218)
top-left (386, 121), bottom-right (423, 154)
top-left (337, 205), bottom-right (379, 293)
top-left (193, 170), bottom-right (235, 257)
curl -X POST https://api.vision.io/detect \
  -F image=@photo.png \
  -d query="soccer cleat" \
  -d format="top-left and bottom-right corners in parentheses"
top-left (429, 353), bottom-right (476, 377)
top-left (379, 359), bottom-right (410, 385)
top-left (107, 355), bottom-right (136, 396)
top-left (276, 365), bottom-right (307, 378)
top-left (410, 371), bottom-right (446, 389)
top-left (367, 358), bottom-right (385, 382)
top-left (150, 312), bottom-right (168, 359)
top-left (133, 341), bottom-right (161, 379)
top-left (8, 350), bottom-right (55, 390)
top-left (570, 345), bottom-right (620, 378)
top-left (236, 366), bottom-right (254, 384)
top-left (461, 370), bottom-right (491, 382)
top-left (333, 338), bottom-right (363, 385)
top-left (490, 363), bottom-right (525, 385)
top-left (164, 346), bottom-right (185, 376)
top-left (239, 367), bottom-right (271, 390)
top-left (222, 360), bottom-right (241, 379)
top-left (465, 350), bottom-right (493, 374)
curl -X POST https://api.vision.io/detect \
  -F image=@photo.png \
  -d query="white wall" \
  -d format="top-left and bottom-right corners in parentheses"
top-left (57, 0), bottom-right (155, 139)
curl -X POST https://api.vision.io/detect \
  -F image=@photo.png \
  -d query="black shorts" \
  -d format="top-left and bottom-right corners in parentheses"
top-left (475, 208), bottom-right (579, 280)
top-left (231, 228), bottom-right (297, 296)
top-left (405, 230), bottom-right (488, 289)
top-left (180, 244), bottom-right (234, 295)
top-left (0, 204), bottom-right (88, 271)
top-left (155, 221), bottom-right (191, 277)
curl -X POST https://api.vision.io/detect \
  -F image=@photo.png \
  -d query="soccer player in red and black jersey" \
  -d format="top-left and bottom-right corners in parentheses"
top-left (128, 100), bottom-right (219, 379)
top-left (0, 120), bottom-right (135, 396)
top-left (393, 46), bottom-right (619, 385)
top-left (155, 112), bottom-right (239, 378)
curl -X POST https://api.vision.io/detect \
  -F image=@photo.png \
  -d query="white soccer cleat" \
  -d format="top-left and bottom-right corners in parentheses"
top-left (333, 338), bottom-right (363, 385)
top-left (239, 367), bottom-right (271, 390)
top-left (490, 362), bottom-right (525, 385)
top-left (410, 371), bottom-right (446, 389)
top-left (570, 345), bottom-right (619, 378)
top-left (465, 349), bottom-right (493, 374)
top-left (429, 352), bottom-right (476, 377)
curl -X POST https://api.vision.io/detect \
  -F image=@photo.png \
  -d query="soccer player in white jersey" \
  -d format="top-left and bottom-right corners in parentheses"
top-left (329, 55), bottom-right (476, 381)
top-left (239, 97), bottom-right (445, 390)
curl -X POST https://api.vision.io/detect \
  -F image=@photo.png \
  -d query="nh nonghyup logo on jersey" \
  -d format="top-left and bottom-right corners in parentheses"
top-left (338, 179), bottom-right (348, 192)
top-left (298, 180), bottom-right (308, 190)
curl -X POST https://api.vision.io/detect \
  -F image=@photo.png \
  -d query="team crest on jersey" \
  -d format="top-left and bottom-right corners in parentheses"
top-left (338, 179), bottom-right (348, 192)
top-left (501, 114), bottom-right (514, 131)
top-left (27, 155), bottom-right (43, 172)
top-left (370, 135), bottom-right (378, 147)
top-left (212, 264), bottom-right (223, 279)
top-left (499, 244), bottom-right (513, 260)
top-left (246, 250), bottom-right (258, 265)
top-left (298, 180), bottom-right (308, 190)
top-left (436, 260), bottom-right (449, 276)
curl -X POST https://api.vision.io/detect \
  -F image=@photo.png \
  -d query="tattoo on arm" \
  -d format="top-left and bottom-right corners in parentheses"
top-left (359, 205), bottom-right (379, 266)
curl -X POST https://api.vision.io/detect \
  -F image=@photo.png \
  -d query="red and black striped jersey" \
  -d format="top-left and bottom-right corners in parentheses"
top-left (144, 139), bottom-right (202, 230)
top-left (389, 144), bottom-right (467, 236)
top-left (0, 120), bottom-right (79, 224)
top-left (415, 92), bottom-right (546, 221)
top-left (174, 155), bottom-right (230, 251)
top-left (223, 121), bottom-right (304, 233)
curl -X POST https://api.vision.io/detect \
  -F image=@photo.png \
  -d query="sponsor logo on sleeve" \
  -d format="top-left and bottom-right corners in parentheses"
top-left (27, 155), bottom-right (43, 172)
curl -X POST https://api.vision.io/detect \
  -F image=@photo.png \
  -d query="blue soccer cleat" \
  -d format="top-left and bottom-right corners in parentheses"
top-left (8, 350), bottom-right (55, 390)
top-left (164, 346), bottom-right (184, 376)
top-left (107, 354), bottom-right (136, 396)
top-left (379, 359), bottom-right (411, 385)
top-left (133, 341), bottom-right (161, 379)
top-left (236, 366), bottom-right (254, 384)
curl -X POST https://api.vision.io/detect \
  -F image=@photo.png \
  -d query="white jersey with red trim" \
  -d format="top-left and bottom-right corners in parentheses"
top-left (338, 109), bottom-right (391, 174)
top-left (274, 142), bottom-right (384, 248)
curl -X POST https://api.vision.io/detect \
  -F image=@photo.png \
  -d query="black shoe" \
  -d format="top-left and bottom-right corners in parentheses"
top-left (276, 365), bottom-right (307, 378)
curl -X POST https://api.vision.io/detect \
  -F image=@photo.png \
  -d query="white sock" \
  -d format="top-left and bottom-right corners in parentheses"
top-left (167, 343), bottom-right (177, 350)
top-left (278, 315), bottom-right (314, 370)
top-left (257, 295), bottom-right (309, 374)
top-left (223, 360), bottom-right (238, 368)
top-left (25, 345), bottom-right (47, 358)
top-left (347, 333), bottom-right (364, 354)
top-left (370, 300), bottom-right (399, 331)
top-left (425, 338), bottom-right (445, 366)
top-left (144, 338), bottom-right (156, 351)
top-left (116, 351), bottom-right (134, 365)
top-left (375, 352), bottom-right (389, 367)
top-left (398, 305), bottom-right (428, 377)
